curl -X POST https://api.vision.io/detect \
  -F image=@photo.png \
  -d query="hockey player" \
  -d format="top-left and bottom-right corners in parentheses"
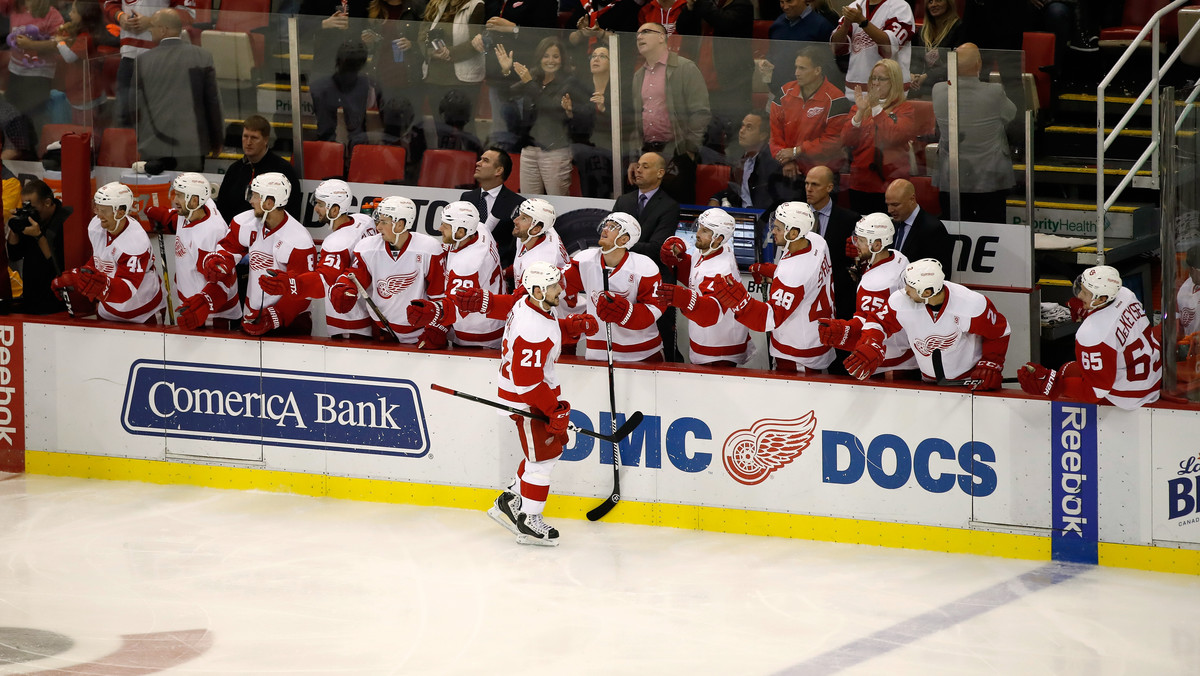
top-left (200, 172), bottom-right (316, 336)
top-left (407, 201), bottom-right (506, 349)
top-left (816, 213), bottom-right (917, 375)
top-left (332, 196), bottom-right (448, 347)
top-left (144, 173), bottom-right (242, 331)
top-left (1175, 248), bottom-right (1200, 369)
top-left (709, 202), bottom-right (835, 373)
top-left (259, 179), bottom-right (376, 339)
top-left (486, 261), bottom-right (598, 546)
top-left (838, 258), bottom-right (1010, 389)
top-left (561, 213), bottom-right (664, 362)
top-left (654, 208), bottom-right (754, 367)
top-left (1019, 265), bottom-right (1161, 409)
top-left (51, 182), bottom-right (166, 324)
top-left (511, 198), bottom-right (570, 301)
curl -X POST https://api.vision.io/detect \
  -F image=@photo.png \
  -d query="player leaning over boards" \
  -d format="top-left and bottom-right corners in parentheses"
top-left (710, 202), bottom-right (836, 374)
top-left (654, 208), bottom-right (754, 367)
top-left (828, 258), bottom-right (1010, 389)
top-left (1019, 265), bottom-right (1162, 409)
top-left (407, 201), bottom-right (506, 349)
top-left (145, 173), bottom-right (242, 331)
top-left (259, 179), bottom-right (377, 340)
top-left (815, 212), bottom-right (916, 376)
top-left (200, 173), bottom-right (317, 337)
top-left (52, 182), bottom-right (166, 324)
top-left (487, 261), bottom-right (599, 546)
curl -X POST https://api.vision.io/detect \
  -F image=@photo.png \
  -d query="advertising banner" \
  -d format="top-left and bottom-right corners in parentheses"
top-left (0, 318), bottom-right (23, 472)
top-left (1051, 402), bottom-right (1099, 564)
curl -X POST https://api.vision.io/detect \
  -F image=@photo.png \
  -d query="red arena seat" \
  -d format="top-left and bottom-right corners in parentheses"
top-left (298, 140), bottom-right (345, 180)
top-left (696, 164), bottom-right (731, 205)
top-left (97, 128), bottom-right (138, 168)
top-left (418, 149), bottom-right (477, 189)
top-left (348, 144), bottom-right (406, 184)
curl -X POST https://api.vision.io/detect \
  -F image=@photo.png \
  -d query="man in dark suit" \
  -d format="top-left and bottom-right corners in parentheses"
top-left (806, 165), bottom-right (859, 376)
top-left (134, 10), bottom-right (224, 173)
top-left (614, 151), bottom-right (682, 360)
top-left (710, 110), bottom-right (798, 211)
top-left (886, 179), bottom-right (953, 280)
top-left (460, 147), bottom-right (524, 270)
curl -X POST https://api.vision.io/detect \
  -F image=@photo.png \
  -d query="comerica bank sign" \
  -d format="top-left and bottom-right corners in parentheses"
top-left (121, 361), bottom-right (430, 457)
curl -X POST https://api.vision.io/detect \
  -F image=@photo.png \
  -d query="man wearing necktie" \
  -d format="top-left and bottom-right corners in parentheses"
top-left (885, 178), bottom-right (952, 280)
top-left (708, 111), bottom-right (796, 211)
top-left (460, 148), bottom-right (525, 269)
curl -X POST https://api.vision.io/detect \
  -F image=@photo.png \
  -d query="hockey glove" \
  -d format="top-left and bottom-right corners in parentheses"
top-left (595, 291), bottom-right (632, 324)
top-left (176, 292), bottom-right (215, 331)
top-left (450, 286), bottom-right (489, 314)
top-left (329, 275), bottom-right (360, 314)
top-left (75, 266), bottom-right (111, 301)
top-left (817, 318), bottom-right (861, 349)
top-left (260, 270), bottom-right (324, 298)
top-left (417, 323), bottom-right (448, 350)
top-left (712, 274), bottom-right (750, 314)
top-left (242, 306), bottom-right (282, 337)
top-left (966, 360), bottom-right (1004, 391)
top-left (748, 263), bottom-right (776, 285)
top-left (547, 400), bottom-right (571, 435)
top-left (654, 283), bottom-right (698, 312)
top-left (844, 334), bottom-right (884, 380)
top-left (845, 236), bottom-right (860, 261)
top-left (201, 251), bottom-right (236, 286)
top-left (1066, 296), bottom-right (1087, 322)
top-left (1018, 362), bottom-right (1062, 398)
top-left (407, 299), bottom-right (443, 327)
top-left (659, 236), bottom-right (688, 269)
top-left (561, 313), bottom-right (599, 339)
top-left (50, 268), bottom-right (81, 293)
top-left (144, 206), bottom-right (178, 234)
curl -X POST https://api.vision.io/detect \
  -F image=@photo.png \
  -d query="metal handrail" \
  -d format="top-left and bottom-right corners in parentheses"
top-left (1096, 0), bottom-right (1194, 264)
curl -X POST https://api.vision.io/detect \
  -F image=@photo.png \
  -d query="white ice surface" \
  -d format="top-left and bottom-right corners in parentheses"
top-left (1, 474), bottom-right (1198, 675)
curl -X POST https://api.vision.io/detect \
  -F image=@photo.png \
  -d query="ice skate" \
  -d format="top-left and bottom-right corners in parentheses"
top-left (515, 512), bottom-right (560, 547)
top-left (487, 491), bottom-right (521, 535)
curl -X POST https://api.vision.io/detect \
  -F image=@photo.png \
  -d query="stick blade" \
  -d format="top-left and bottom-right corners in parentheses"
top-left (586, 492), bottom-right (619, 521)
top-left (609, 410), bottom-right (644, 443)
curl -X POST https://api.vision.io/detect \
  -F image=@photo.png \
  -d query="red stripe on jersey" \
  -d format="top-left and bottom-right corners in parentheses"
top-left (585, 334), bottom-right (663, 354)
top-left (328, 316), bottom-right (373, 330)
top-left (770, 337), bottom-right (831, 359)
top-left (103, 287), bottom-right (163, 321)
top-left (453, 326), bottom-right (504, 342)
top-left (690, 338), bottom-right (750, 357)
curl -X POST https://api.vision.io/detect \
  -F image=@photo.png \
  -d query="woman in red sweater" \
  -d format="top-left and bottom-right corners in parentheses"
top-left (842, 57), bottom-right (918, 216)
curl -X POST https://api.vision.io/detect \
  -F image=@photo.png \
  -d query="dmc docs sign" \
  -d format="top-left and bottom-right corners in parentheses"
top-left (121, 361), bottom-right (429, 456)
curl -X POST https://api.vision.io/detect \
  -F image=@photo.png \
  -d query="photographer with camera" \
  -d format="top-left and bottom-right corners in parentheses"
top-left (7, 179), bottom-right (70, 315)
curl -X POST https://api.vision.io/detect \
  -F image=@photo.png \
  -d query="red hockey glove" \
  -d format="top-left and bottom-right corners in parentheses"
top-left (243, 306), bottom-right (283, 336)
top-left (595, 291), bottom-right (631, 324)
top-left (966, 360), bottom-right (1003, 391)
top-left (845, 236), bottom-right (860, 260)
top-left (712, 274), bottom-right (750, 314)
top-left (75, 266), bottom-right (111, 301)
top-left (407, 299), bottom-right (443, 327)
top-left (201, 252), bottom-right (236, 286)
top-left (417, 323), bottom-right (448, 350)
top-left (748, 263), bottom-right (776, 285)
top-left (1018, 362), bottom-right (1062, 398)
top-left (1066, 296), bottom-right (1087, 322)
top-left (817, 317), bottom-right (861, 349)
top-left (561, 313), bottom-right (599, 339)
top-left (259, 270), bottom-right (324, 298)
top-left (450, 286), bottom-right (488, 314)
top-left (50, 268), bottom-right (81, 293)
top-left (329, 275), bottom-right (359, 314)
top-left (144, 206), bottom-right (178, 234)
top-left (176, 292), bottom-right (215, 331)
top-left (547, 400), bottom-right (571, 435)
top-left (844, 335), bottom-right (884, 380)
top-left (654, 283), bottom-right (698, 311)
top-left (659, 236), bottom-right (688, 269)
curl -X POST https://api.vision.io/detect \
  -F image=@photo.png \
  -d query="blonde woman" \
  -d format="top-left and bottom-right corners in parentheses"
top-left (909, 0), bottom-right (966, 95)
top-left (842, 58), bottom-right (919, 215)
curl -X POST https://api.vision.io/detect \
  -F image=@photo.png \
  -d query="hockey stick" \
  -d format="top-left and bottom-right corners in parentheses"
top-left (931, 349), bottom-right (1019, 387)
top-left (754, 212), bottom-right (774, 370)
top-left (587, 265), bottom-right (621, 521)
top-left (430, 383), bottom-right (645, 445)
top-left (349, 273), bottom-right (399, 342)
top-left (157, 232), bottom-right (175, 325)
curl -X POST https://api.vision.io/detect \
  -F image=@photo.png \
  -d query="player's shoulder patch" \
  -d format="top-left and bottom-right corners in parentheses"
top-left (571, 247), bottom-right (600, 266)
top-left (625, 251), bottom-right (661, 277)
top-left (409, 231), bottom-right (446, 255)
top-left (115, 220), bottom-right (152, 255)
top-left (946, 281), bottom-right (988, 317)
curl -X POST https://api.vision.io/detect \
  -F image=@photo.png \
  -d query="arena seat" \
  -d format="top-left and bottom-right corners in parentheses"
top-left (1022, 32), bottom-right (1055, 113)
top-left (38, 123), bottom-right (91, 157)
top-left (505, 153), bottom-right (521, 192)
top-left (908, 100), bottom-right (937, 174)
top-left (696, 164), bottom-right (731, 205)
top-left (348, 144), bottom-right (407, 184)
top-left (418, 149), bottom-right (477, 189)
top-left (298, 141), bottom-right (345, 180)
top-left (97, 128), bottom-right (138, 168)
top-left (1099, 0), bottom-right (1179, 50)
top-left (215, 0), bottom-right (271, 33)
top-left (910, 175), bottom-right (940, 216)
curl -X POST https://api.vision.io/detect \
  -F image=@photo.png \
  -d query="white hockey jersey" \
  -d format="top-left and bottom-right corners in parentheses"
top-left (172, 200), bottom-right (240, 321)
top-left (513, 231), bottom-right (570, 317)
top-left (1177, 277), bottom-right (1200, 336)
top-left (318, 214), bottom-right (377, 337)
top-left (87, 216), bottom-right (167, 323)
top-left (220, 210), bottom-right (316, 320)
top-left (566, 248), bottom-right (664, 362)
top-left (855, 250), bottom-right (915, 372)
top-left (878, 281), bottom-right (1010, 380)
top-left (498, 296), bottom-right (562, 410)
top-left (761, 234), bottom-right (835, 369)
top-left (349, 232), bottom-right (447, 343)
top-left (836, 0), bottom-right (914, 93)
top-left (1075, 287), bottom-right (1161, 410)
top-left (686, 247), bottom-right (754, 366)
top-left (445, 231), bottom-right (505, 348)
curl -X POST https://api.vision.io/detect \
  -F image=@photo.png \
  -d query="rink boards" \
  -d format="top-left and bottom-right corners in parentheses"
top-left (7, 316), bottom-right (1199, 574)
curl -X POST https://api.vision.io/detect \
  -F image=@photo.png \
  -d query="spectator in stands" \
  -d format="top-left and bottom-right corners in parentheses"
top-left (7, 0), bottom-right (65, 139)
top-left (7, 178), bottom-right (68, 314)
top-left (629, 21), bottom-right (711, 205)
top-left (907, 0), bottom-right (965, 98)
top-left (885, 178), bottom-right (952, 279)
top-left (960, 0), bottom-right (1022, 116)
top-left (312, 40), bottom-right (379, 162)
top-left (299, 0), bottom-right (369, 78)
top-left (932, 42), bottom-right (1015, 224)
top-left (361, 0), bottom-right (426, 99)
top-left (133, 9), bottom-right (223, 172)
top-left (769, 46), bottom-right (850, 180)
top-left (572, 45), bottom-right (616, 199)
top-left (842, 58), bottom-right (918, 216)
top-left (419, 0), bottom-right (486, 131)
top-left (500, 36), bottom-right (593, 196)
top-left (613, 151), bottom-right (682, 361)
top-left (760, 0), bottom-right (835, 98)
top-left (805, 165), bottom-right (858, 321)
top-left (473, 0), bottom-right (558, 151)
top-left (1027, 0), bottom-right (1102, 70)
top-left (215, 116), bottom-right (303, 222)
top-left (54, 1), bottom-right (110, 127)
top-left (404, 89), bottom-right (486, 180)
top-left (676, 0), bottom-right (754, 156)
top-left (461, 147), bottom-right (523, 268)
top-left (829, 0), bottom-right (914, 97)
top-left (709, 110), bottom-right (797, 210)
top-left (104, 0), bottom-right (194, 127)
top-left (0, 95), bottom-right (38, 160)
